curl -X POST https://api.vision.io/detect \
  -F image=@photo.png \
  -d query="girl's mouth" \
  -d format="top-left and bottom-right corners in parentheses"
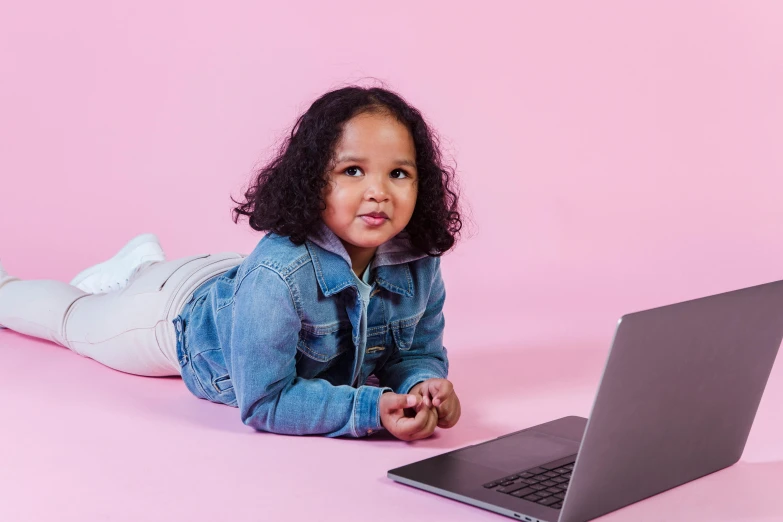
top-left (360, 215), bottom-right (388, 227)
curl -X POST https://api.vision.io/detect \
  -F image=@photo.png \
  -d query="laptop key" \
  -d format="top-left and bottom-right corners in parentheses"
top-left (552, 502), bottom-right (563, 509)
top-left (484, 459), bottom-right (576, 496)
top-left (537, 496), bottom-right (559, 506)
top-left (497, 483), bottom-right (530, 494)
top-left (523, 494), bottom-right (543, 502)
top-left (554, 493), bottom-right (566, 500)
top-left (509, 488), bottom-right (536, 498)
top-left (546, 487), bottom-right (562, 494)
top-left (540, 455), bottom-right (578, 471)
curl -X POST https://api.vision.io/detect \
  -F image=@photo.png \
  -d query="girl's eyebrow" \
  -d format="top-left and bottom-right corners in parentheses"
top-left (335, 155), bottom-right (417, 168)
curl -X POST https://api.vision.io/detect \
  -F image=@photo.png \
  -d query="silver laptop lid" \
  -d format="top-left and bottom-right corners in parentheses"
top-left (560, 279), bottom-right (783, 522)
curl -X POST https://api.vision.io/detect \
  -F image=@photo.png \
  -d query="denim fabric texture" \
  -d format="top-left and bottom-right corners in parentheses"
top-left (173, 222), bottom-right (449, 437)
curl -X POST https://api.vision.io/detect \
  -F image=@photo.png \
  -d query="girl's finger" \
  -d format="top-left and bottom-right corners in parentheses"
top-left (435, 401), bottom-right (452, 423)
top-left (437, 400), bottom-right (461, 428)
top-left (413, 381), bottom-right (432, 406)
top-left (431, 381), bottom-right (454, 407)
top-left (395, 402), bottom-right (430, 435)
top-left (412, 386), bottom-right (431, 410)
top-left (437, 406), bottom-right (457, 428)
top-left (384, 393), bottom-right (419, 412)
top-left (410, 407), bottom-right (439, 439)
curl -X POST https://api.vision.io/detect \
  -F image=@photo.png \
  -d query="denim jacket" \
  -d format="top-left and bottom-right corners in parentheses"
top-left (173, 222), bottom-right (450, 438)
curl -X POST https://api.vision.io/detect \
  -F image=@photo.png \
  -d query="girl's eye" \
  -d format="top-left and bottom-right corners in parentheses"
top-left (343, 167), bottom-right (410, 179)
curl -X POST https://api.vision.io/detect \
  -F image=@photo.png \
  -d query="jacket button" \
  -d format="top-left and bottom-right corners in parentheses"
top-left (367, 429), bottom-right (374, 435)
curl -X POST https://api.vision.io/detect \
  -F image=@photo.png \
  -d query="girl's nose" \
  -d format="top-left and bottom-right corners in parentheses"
top-left (365, 175), bottom-right (390, 201)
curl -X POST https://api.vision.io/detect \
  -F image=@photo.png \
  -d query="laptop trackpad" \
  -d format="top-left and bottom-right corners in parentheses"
top-left (450, 430), bottom-right (579, 473)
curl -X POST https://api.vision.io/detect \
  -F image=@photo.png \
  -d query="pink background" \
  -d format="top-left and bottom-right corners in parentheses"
top-left (2, 1), bottom-right (782, 521)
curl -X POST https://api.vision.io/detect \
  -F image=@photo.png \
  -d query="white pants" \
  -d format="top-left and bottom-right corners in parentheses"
top-left (0, 253), bottom-right (244, 376)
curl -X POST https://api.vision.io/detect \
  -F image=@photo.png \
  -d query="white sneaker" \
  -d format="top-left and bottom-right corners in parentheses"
top-left (70, 233), bottom-right (166, 294)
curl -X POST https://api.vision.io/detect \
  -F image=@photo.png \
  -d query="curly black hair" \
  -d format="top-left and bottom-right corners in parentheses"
top-left (232, 85), bottom-right (463, 256)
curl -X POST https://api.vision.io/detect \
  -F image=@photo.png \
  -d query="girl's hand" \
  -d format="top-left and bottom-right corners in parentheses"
top-left (379, 392), bottom-right (438, 441)
top-left (409, 378), bottom-right (461, 429)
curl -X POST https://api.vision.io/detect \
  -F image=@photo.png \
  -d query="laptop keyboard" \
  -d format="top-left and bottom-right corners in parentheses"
top-left (482, 454), bottom-right (577, 510)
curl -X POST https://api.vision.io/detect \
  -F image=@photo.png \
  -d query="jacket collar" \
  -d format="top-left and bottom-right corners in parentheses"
top-left (305, 221), bottom-right (428, 298)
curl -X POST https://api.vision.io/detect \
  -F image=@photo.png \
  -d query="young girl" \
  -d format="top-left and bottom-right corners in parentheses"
top-left (0, 86), bottom-right (463, 440)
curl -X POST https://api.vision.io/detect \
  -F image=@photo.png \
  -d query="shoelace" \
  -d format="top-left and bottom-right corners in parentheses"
top-left (98, 278), bottom-right (129, 293)
top-left (95, 260), bottom-right (160, 293)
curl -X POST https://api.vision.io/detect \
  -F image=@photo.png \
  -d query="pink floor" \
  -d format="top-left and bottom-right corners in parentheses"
top-left (3, 0), bottom-right (783, 520)
top-left (2, 328), bottom-right (781, 522)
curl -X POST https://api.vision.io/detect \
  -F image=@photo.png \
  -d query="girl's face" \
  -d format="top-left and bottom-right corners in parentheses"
top-left (322, 111), bottom-right (418, 264)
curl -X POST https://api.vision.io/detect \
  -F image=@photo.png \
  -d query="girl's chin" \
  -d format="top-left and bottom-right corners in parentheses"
top-left (343, 231), bottom-right (397, 249)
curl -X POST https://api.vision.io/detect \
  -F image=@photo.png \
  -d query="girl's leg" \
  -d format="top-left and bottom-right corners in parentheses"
top-left (0, 272), bottom-right (86, 344)
top-left (0, 253), bottom-right (244, 377)
top-left (0, 269), bottom-right (179, 376)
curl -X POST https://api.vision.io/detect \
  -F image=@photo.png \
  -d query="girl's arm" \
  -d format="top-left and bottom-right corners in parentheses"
top-left (225, 264), bottom-right (390, 438)
top-left (375, 257), bottom-right (450, 395)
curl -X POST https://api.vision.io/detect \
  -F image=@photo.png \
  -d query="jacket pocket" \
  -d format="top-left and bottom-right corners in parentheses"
top-left (297, 321), bottom-right (352, 362)
top-left (390, 312), bottom-right (424, 351)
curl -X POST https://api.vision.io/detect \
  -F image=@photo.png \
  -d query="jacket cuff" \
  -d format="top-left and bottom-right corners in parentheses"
top-left (353, 385), bottom-right (393, 437)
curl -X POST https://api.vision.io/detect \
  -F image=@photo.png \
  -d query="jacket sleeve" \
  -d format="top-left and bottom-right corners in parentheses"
top-left (225, 264), bottom-right (390, 438)
top-left (375, 258), bottom-right (450, 394)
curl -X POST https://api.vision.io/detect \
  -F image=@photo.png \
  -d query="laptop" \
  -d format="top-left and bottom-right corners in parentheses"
top-left (388, 279), bottom-right (783, 522)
